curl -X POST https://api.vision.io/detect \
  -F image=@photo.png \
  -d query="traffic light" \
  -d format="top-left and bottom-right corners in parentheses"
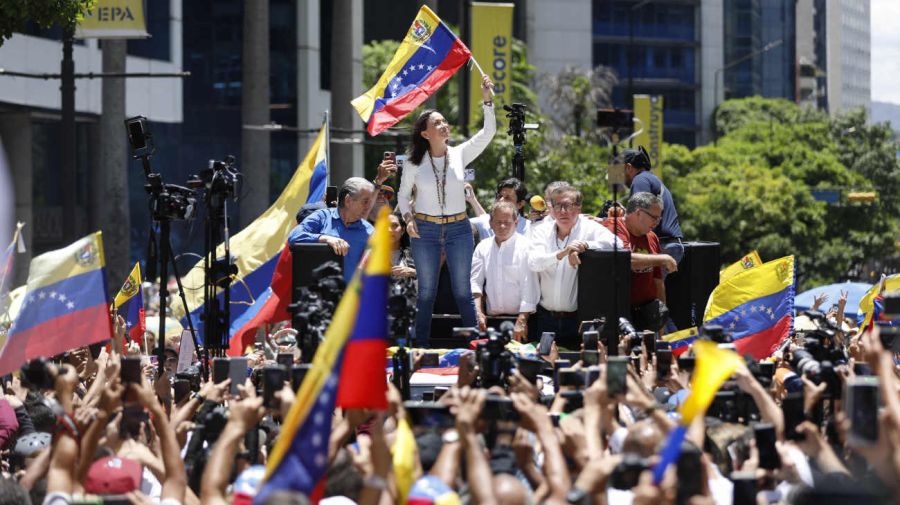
top-left (847, 191), bottom-right (877, 203)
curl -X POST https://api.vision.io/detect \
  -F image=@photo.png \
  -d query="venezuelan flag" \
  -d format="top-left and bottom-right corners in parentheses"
top-left (703, 256), bottom-right (795, 360)
top-left (0, 232), bottom-right (112, 376)
top-left (336, 206), bottom-right (391, 409)
top-left (352, 5), bottom-right (471, 136)
top-left (175, 125), bottom-right (328, 352)
top-left (720, 250), bottom-right (762, 283)
top-left (858, 274), bottom-right (900, 332)
top-left (113, 262), bottom-right (145, 345)
top-left (662, 326), bottom-right (698, 357)
top-left (255, 208), bottom-right (392, 503)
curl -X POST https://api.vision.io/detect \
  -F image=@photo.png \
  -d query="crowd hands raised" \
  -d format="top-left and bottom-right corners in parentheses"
top-left (0, 296), bottom-right (897, 505)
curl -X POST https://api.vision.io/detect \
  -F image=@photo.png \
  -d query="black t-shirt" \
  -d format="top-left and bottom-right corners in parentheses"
top-left (630, 170), bottom-right (683, 239)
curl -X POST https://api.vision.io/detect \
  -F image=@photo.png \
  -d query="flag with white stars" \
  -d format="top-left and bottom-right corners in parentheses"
top-left (113, 262), bottom-right (145, 345)
top-left (352, 5), bottom-right (471, 135)
top-left (0, 232), bottom-right (112, 376)
top-left (703, 255), bottom-right (795, 360)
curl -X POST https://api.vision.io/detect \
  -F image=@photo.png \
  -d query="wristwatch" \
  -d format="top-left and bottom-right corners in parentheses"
top-left (483, 100), bottom-right (493, 106)
top-left (442, 429), bottom-right (460, 444)
top-left (191, 391), bottom-right (206, 403)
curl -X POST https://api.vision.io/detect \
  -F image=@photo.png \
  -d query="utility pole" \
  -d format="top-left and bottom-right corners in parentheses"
top-left (330, 0), bottom-right (355, 184)
top-left (240, 0), bottom-right (271, 229)
top-left (60, 28), bottom-right (76, 245)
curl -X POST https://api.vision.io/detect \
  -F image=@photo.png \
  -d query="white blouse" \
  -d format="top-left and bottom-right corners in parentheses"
top-left (397, 103), bottom-right (496, 217)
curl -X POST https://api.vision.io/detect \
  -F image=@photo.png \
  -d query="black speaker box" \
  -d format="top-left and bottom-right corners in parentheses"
top-left (290, 243), bottom-right (343, 304)
top-left (577, 249), bottom-right (631, 352)
top-left (664, 241), bottom-right (720, 330)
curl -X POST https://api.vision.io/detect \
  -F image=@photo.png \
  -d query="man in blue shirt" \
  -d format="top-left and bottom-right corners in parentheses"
top-left (622, 146), bottom-right (684, 269)
top-left (288, 177), bottom-right (375, 282)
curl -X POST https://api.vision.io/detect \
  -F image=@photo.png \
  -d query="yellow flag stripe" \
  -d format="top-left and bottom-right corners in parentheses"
top-left (704, 256), bottom-right (794, 321)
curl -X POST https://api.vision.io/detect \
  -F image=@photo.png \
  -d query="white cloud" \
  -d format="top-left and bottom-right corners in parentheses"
top-left (871, 0), bottom-right (900, 104)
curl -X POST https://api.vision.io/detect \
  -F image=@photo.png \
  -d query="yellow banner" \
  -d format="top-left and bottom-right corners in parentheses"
top-left (633, 95), bottom-right (664, 179)
top-left (75, 0), bottom-right (148, 39)
top-left (469, 2), bottom-right (514, 126)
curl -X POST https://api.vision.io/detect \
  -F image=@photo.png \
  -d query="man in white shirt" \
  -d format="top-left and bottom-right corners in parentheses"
top-left (527, 185), bottom-right (623, 346)
top-left (471, 201), bottom-right (539, 342)
top-left (470, 178), bottom-right (530, 240)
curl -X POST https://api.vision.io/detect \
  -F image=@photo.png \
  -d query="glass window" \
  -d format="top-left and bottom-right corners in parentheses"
top-left (128, 0), bottom-right (171, 61)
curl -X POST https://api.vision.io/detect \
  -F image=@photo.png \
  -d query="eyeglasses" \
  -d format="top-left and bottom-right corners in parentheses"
top-left (639, 208), bottom-right (662, 222)
top-left (554, 202), bottom-right (581, 213)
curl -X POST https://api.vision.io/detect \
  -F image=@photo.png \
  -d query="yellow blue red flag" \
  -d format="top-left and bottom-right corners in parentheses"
top-left (255, 207), bottom-right (392, 503)
top-left (114, 262), bottom-right (145, 344)
top-left (704, 255), bottom-right (795, 359)
top-left (352, 5), bottom-right (471, 136)
top-left (0, 232), bottom-right (112, 375)
top-left (662, 326), bottom-right (698, 357)
top-left (857, 273), bottom-right (900, 332)
top-left (720, 250), bottom-right (762, 283)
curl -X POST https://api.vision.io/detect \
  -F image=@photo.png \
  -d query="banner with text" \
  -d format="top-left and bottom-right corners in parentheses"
top-left (75, 0), bottom-right (149, 39)
top-left (469, 2), bottom-right (514, 127)
top-left (633, 94), bottom-right (664, 180)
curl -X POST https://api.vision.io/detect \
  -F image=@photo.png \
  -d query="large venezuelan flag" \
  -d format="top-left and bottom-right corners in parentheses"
top-left (720, 250), bottom-right (762, 283)
top-left (336, 206), bottom-right (391, 410)
top-left (0, 232), bottom-right (112, 375)
top-left (255, 209), bottom-right (392, 503)
top-left (703, 255), bottom-right (795, 360)
top-left (352, 5), bottom-right (471, 136)
top-left (174, 125), bottom-right (328, 350)
top-left (113, 262), bottom-right (145, 344)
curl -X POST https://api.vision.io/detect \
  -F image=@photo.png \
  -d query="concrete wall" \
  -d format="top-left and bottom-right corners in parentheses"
top-left (699, 0), bottom-right (724, 145)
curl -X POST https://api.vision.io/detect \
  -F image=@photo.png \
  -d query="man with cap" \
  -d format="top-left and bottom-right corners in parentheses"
top-left (622, 146), bottom-right (684, 270)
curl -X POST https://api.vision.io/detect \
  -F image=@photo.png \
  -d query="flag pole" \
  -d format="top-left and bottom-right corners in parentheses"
top-left (324, 110), bottom-right (331, 186)
top-left (468, 57), bottom-right (495, 97)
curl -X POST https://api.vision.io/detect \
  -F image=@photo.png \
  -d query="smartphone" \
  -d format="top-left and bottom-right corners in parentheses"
top-left (433, 386), bottom-right (449, 401)
top-left (383, 151), bottom-right (396, 163)
top-left (877, 321), bottom-right (900, 353)
top-left (553, 359), bottom-right (571, 392)
top-left (656, 349), bottom-right (673, 378)
top-left (405, 402), bottom-right (455, 428)
top-left (731, 472), bottom-right (757, 505)
top-left (758, 361), bottom-right (775, 381)
top-left (582, 330), bottom-right (600, 350)
top-left (276, 353), bottom-right (294, 369)
top-left (677, 356), bottom-right (696, 374)
top-left (325, 185), bottom-right (338, 208)
top-left (291, 364), bottom-right (312, 392)
top-left (578, 320), bottom-right (602, 335)
top-left (421, 352), bottom-right (440, 367)
top-left (421, 391), bottom-right (434, 402)
top-left (228, 357), bottom-right (249, 395)
top-left (607, 357), bottom-right (629, 397)
top-left (121, 357), bottom-right (142, 385)
top-left (173, 380), bottom-right (191, 404)
top-left (464, 185), bottom-right (473, 199)
top-left (754, 423), bottom-right (781, 470)
top-left (538, 332), bottom-right (555, 356)
top-left (655, 340), bottom-right (670, 351)
top-left (846, 377), bottom-right (879, 447)
top-left (482, 396), bottom-right (520, 421)
top-left (676, 444), bottom-right (705, 505)
top-left (212, 358), bottom-right (230, 385)
top-left (782, 392), bottom-right (805, 441)
top-left (853, 362), bottom-right (873, 376)
top-left (557, 368), bottom-right (583, 390)
top-left (515, 356), bottom-right (545, 384)
top-left (585, 366), bottom-right (601, 387)
top-left (641, 331), bottom-right (656, 353)
top-left (263, 366), bottom-right (286, 408)
top-left (582, 350), bottom-right (600, 366)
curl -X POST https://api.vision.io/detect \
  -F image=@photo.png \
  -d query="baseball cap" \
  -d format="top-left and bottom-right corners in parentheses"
top-left (232, 465), bottom-right (266, 505)
top-left (379, 184), bottom-right (396, 200)
top-left (621, 146), bottom-right (652, 170)
top-left (84, 456), bottom-right (142, 495)
top-left (14, 432), bottom-right (51, 458)
top-left (407, 475), bottom-right (460, 505)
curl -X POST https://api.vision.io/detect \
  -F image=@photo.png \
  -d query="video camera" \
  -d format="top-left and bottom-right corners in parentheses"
top-left (287, 262), bottom-right (345, 362)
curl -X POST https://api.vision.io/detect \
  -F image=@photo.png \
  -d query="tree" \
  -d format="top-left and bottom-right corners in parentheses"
top-left (0, 0), bottom-right (95, 44)
top-left (538, 65), bottom-right (617, 139)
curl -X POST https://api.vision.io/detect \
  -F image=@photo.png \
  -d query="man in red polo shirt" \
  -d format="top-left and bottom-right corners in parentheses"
top-left (604, 192), bottom-right (678, 329)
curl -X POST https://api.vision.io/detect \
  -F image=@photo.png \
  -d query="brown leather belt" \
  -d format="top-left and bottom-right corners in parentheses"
top-left (414, 212), bottom-right (467, 224)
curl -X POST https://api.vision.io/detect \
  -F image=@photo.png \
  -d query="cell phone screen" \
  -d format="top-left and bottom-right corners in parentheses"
top-left (582, 330), bottom-right (600, 350)
top-left (263, 366), bottom-right (286, 408)
top-left (228, 358), bottom-right (249, 395)
top-left (212, 358), bottom-right (230, 385)
top-left (655, 350), bottom-right (673, 378)
top-left (276, 353), bottom-right (294, 368)
top-left (847, 378), bottom-right (879, 446)
top-left (539, 332), bottom-right (555, 356)
top-left (754, 423), bottom-right (780, 470)
top-left (642, 331), bottom-right (656, 353)
top-left (582, 350), bottom-right (600, 366)
top-left (676, 445), bottom-right (704, 505)
top-left (421, 352), bottom-right (440, 367)
top-left (607, 357), bottom-right (628, 396)
top-left (291, 364), bottom-right (311, 392)
top-left (121, 357), bottom-right (142, 384)
top-left (782, 392), bottom-right (805, 441)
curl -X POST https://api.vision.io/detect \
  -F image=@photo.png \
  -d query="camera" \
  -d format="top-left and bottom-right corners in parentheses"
top-left (388, 276), bottom-right (417, 342)
top-left (789, 311), bottom-right (846, 392)
top-left (476, 329), bottom-right (514, 389)
top-left (188, 155), bottom-right (241, 203)
top-left (287, 262), bottom-right (345, 363)
top-left (21, 358), bottom-right (55, 390)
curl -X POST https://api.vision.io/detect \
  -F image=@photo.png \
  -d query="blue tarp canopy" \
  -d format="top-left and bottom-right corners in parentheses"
top-left (795, 281), bottom-right (872, 313)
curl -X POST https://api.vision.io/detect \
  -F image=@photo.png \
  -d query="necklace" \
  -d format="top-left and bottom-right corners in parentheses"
top-left (428, 151), bottom-right (448, 214)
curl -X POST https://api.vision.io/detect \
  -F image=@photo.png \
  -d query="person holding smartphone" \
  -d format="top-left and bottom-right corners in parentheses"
top-left (397, 75), bottom-right (496, 345)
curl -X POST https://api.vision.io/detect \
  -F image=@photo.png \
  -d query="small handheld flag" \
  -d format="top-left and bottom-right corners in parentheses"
top-left (113, 262), bottom-right (145, 344)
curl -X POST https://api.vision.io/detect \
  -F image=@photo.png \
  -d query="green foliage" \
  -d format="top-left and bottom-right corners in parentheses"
top-left (0, 0), bottom-right (95, 44)
top-left (669, 97), bottom-right (900, 290)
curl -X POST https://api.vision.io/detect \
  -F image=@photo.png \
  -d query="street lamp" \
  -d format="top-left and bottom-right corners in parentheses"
top-left (712, 39), bottom-right (783, 142)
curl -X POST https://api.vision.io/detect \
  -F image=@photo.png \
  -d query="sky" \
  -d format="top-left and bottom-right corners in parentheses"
top-left (871, 0), bottom-right (900, 104)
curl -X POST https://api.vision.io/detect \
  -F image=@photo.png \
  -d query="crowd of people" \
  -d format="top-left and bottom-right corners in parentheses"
top-left (1, 74), bottom-right (898, 505)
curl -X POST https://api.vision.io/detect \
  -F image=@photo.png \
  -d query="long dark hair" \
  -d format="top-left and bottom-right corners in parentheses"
top-left (408, 109), bottom-right (438, 165)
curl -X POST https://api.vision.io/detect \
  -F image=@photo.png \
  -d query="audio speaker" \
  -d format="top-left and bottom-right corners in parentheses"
top-left (664, 241), bottom-right (720, 330)
top-left (290, 243), bottom-right (343, 304)
top-left (577, 249), bottom-right (631, 352)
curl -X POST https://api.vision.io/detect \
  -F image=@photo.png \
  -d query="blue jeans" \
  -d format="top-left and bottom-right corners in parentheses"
top-left (410, 218), bottom-right (477, 345)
